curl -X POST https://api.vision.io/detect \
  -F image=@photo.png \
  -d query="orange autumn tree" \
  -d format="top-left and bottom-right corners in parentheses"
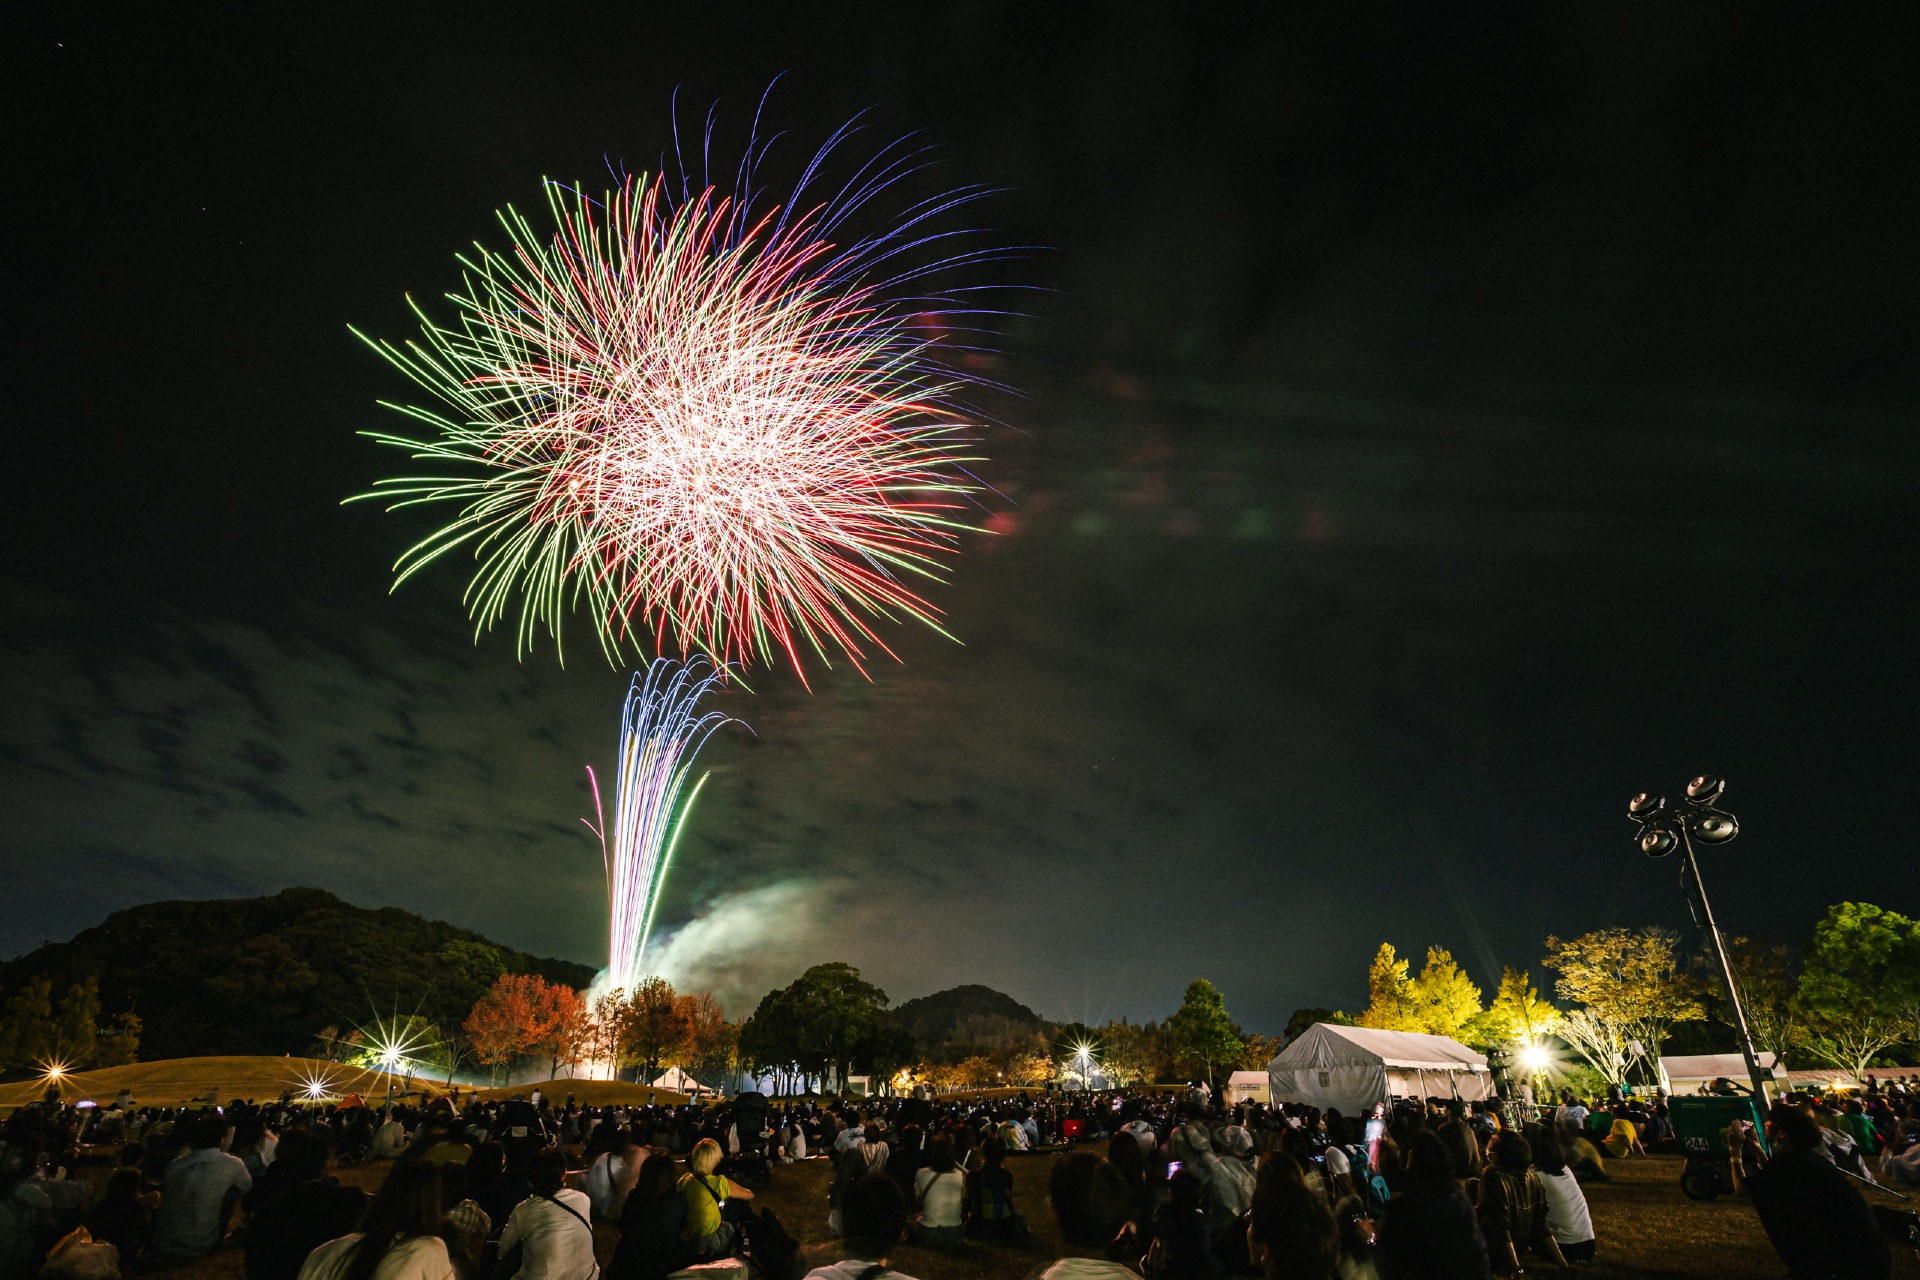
top-left (540, 986), bottom-right (594, 1080)
top-left (464, 973), bottom-right (575, 1083)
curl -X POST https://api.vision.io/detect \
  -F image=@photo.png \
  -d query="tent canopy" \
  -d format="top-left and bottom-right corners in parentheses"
top-left (652, 1067), bottom-right (709, 1094)
top-left (1659, 1052), bottom-right (1784, 1089)
top-left (1268, 1024), bottom-right (1492, 1115)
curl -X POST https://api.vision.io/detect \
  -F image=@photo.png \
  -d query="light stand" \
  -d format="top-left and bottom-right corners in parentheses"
top-left (1626, 774), bottom-right (1772, 1106)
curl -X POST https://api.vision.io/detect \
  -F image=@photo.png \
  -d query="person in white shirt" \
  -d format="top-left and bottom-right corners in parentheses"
top-left (151, 1117), bottom-right (253, 1258)
top-left (1038, 1152), bottom-right (1136, 1280)
top-left (584, 1133), bottom-right (643, 1220)
top-left (371, 1111), bottom-right (410, 1160)
top-left (297, 1160), bottom-right (454, 1280)
top-left (1527, 1123), bottom-right (1596, 1264)
top-left (805, 1174), bottom-right (921, 1280)
top-left (833, 1114), bottom-right (867, 1155)
top-left (910, 1135), bottom-right (967, 1249)
top-left (498, 1148), bottom-right (598, 1280)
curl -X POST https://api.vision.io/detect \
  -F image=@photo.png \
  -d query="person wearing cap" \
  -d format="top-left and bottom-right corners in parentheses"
top-left (1212, 1126), bottom-right (1256, 1221)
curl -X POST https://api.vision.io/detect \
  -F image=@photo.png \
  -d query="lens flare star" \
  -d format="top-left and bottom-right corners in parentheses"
top-left (352, 117), bottom-right (1010, 678)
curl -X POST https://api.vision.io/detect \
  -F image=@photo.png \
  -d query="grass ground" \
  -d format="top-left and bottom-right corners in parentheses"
top-left (91, 1148), bottom-right (1917, 1280)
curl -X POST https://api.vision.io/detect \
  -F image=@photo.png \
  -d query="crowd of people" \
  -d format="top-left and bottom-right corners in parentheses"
top-left (0, 1073), bottom-right (1916, 1280)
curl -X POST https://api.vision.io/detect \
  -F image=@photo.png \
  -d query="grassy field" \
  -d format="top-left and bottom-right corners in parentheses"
top-left (96, 1148), bottom-right (1916, 1280)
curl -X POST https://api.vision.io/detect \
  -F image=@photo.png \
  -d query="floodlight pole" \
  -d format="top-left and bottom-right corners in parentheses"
top-left (1677, 826), bottom-right (1774, 1107)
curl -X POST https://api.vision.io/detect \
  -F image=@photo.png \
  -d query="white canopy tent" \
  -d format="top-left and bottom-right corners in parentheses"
top-left (1658, 1052), bottom-right (1784, 1095)
top-left (1267, 1024), bottom-right (1493, 1114)
top-left (652, 1066), bottom-right (713, 1096)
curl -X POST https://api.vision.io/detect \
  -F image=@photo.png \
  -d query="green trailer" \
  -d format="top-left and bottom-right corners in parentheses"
top-left (1668, 1094), bottom-right (1769, 1200)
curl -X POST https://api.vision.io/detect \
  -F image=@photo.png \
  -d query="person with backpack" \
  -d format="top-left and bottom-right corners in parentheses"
top-left (496, 1147), bottom-right (598, 1280)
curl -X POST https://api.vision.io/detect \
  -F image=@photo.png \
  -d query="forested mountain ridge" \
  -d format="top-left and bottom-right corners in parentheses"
top-left (0, 887), bottom-right (593, 1061)
top-left (890, 983), bottom-right (1043, 1048)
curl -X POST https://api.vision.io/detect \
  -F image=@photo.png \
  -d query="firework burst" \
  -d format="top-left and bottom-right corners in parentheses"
top-left (586, 658), bottom-right (744, 994)
top-left (353, 118), bottom-right (1008, 678)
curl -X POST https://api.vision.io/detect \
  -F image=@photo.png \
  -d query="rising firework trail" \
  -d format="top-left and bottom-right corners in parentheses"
top-left (351, 107), bottom-right (1013, 679)
top-left (586, 658), bottom-right (744, 994)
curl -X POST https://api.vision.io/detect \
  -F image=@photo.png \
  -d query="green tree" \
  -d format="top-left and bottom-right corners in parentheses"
top-left (0, 977), bottom-right (56, 1070)
top-left (1282, 1008), bottom-right (1348, 1044)
top-left (1168, 979), bottom-right (1244, 1087)
top-left (1097, 1019), bottom-right (1170, 1088)
top-left (1714, 937), bottom-right (1799, 1067)
top-left (51, 979), bottom-right (101, 1067)
top-left (1794, 902), bottom-right (1920, 1081)
top-left (1357, 944), bottom-right (1421, 1031)
top-left (1409, 947), bottom-right (1485, 1040)
top-left (790, 962), bottom-right (889, 1092)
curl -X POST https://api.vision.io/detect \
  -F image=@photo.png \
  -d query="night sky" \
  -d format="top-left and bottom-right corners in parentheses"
top-left (7, 6), bottom-right (1916, 1032)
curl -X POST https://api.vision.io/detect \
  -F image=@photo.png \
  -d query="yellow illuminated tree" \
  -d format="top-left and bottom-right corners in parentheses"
top-left (1409, 948), bottom-right (1484, 1040)
top-left (1358, 943), bottom-right (1422, 1031)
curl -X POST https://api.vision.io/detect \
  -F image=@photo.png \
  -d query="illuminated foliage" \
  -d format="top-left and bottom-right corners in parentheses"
top-left (1357, 943), bottom-right (1422, 1032)
top-left (1543, 927), bottom-right (1705, 1074)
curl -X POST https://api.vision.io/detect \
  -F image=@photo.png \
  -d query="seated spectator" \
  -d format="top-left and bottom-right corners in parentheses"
top-left (910, 1134), bottom-right (967, 1250)
top-left (1731, 1106), bottom-right (1890, 1280)
top-left (679, 1137), bottom-right (754, 1259)
top-left (1246, 1175), bottom-right (1340, 1280)
top-left (1374, 1130), bottom-right (1491, 1280)
top-left (966, 1138), bottom-right (1025, 1240)
top-left (498, 1147), bottom-right (597, 1279)
top-left (805, 1174), bottom-right (921, 1280)
top-left (245, 1133), bottom-right (369, 1280)
top-left (1880, 1120), bottom-right (1920, 1190)
top-left (1524, 1124), bottom-right (1594, 1265)
top-left (1476, 1132), bottom-right (1566, 1275)
top-left (439, 1162), bottom-right (490, 1273)
top-left (585, 1129), bottom-right (643, 1221)
top-left (151, 1115), bottom-right (253, 1259)
top-left (84, 1167), bottom-right (154, 1257)
top-left (1149, 1168), bottom-right (1217, 1280)
top-left (1040, 1152), bottom-right (1135, 1280)
top-left (370, 1110), bottom-right (409, 1160)
top-left (1558, 1124), bottom-right (1609, 1183)
top-left (1600, 1115), bottom-right (1642, 1160)
top-left (610, 1148), bottom-right (688, 1280)
top-left (295, 1160), bottom-right (449, 1280)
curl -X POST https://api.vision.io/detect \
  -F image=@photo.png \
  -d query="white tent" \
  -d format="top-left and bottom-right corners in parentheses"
top-left (1658, 1052), bottom-right (1785, 1096)
top-left (1267, 1024), bottom-right (1493, 1114)
top-left (652, 1067), bottom-right (711, 1096)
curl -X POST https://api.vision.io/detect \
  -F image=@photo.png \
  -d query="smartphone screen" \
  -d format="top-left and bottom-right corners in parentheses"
top-left (1166, 1161), bottom-right (1183, 1177)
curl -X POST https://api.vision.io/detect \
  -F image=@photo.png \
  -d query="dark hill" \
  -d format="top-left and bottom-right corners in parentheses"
top-left (890, 984), bottom-right (1043, 1049)
top-left (0, 887), bottom-right (594, 1061)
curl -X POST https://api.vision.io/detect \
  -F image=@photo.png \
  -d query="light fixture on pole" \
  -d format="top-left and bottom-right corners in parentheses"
top-left (1626, 774), bottom-right (1772, 1105)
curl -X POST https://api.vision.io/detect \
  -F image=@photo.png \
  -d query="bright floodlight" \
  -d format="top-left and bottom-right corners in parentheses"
top-left (1520, 1045), bottom-right (1550, 1071)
